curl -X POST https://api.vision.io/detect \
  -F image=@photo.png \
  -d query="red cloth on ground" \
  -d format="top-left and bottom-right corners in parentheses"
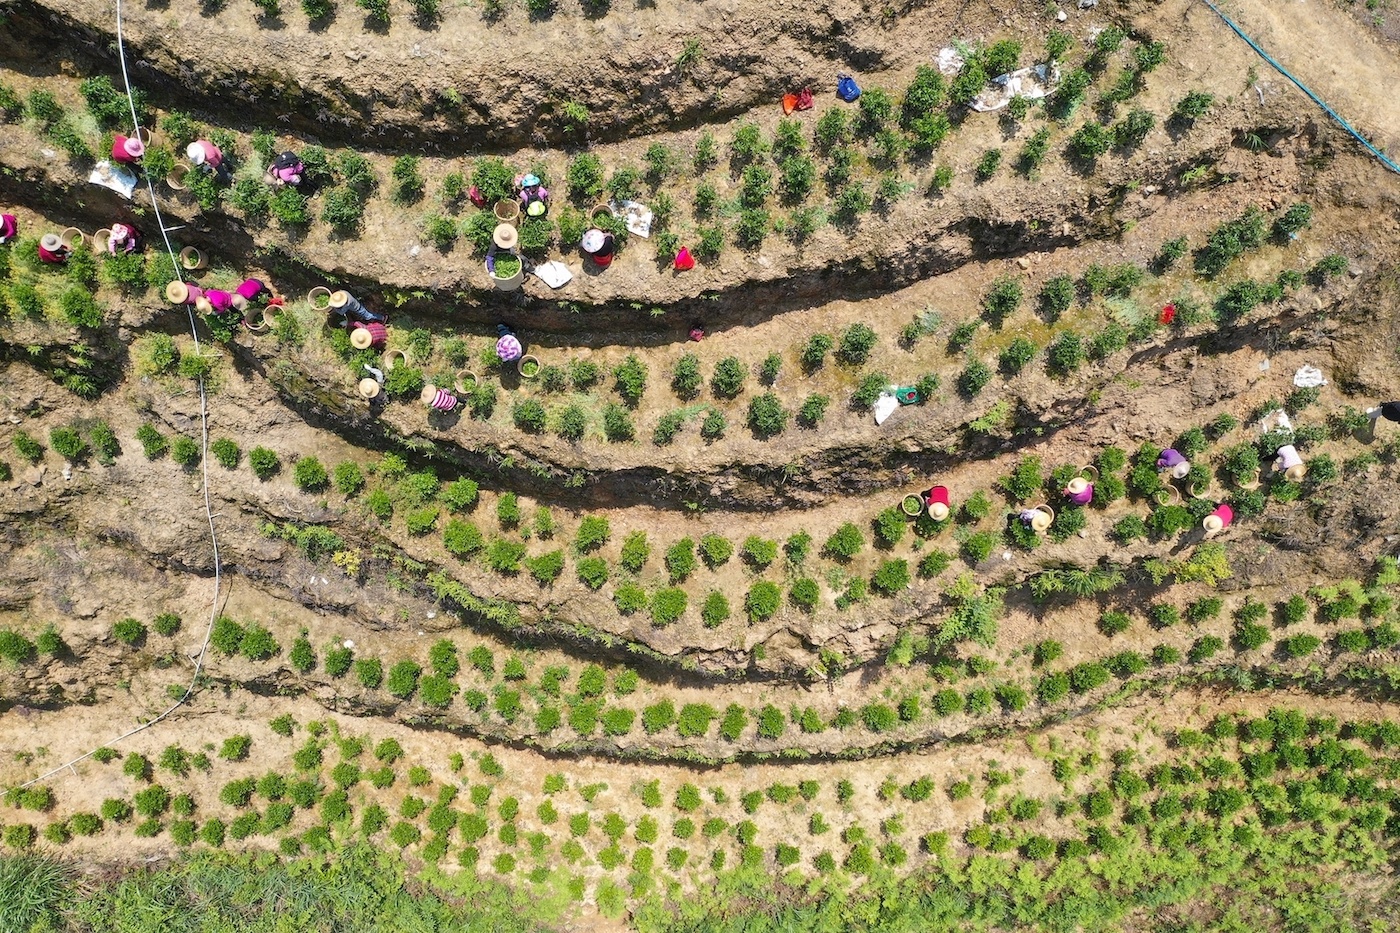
top-left (673, 247), bottom-right (695, 271)
top-left (795, 88), bottom-right (814, 110)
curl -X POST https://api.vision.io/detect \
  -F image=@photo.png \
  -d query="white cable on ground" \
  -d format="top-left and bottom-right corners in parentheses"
top-left (22, 0), bottom-right (226, 786)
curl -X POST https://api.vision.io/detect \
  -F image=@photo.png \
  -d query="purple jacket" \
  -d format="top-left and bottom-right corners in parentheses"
top-left (1157, 448), bottom-right (1185, 469)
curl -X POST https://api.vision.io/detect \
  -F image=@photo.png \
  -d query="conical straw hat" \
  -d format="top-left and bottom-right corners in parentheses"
top-left (358, 378), bottom-right (381, 399)
top-left (1066, 476), bottom-right (1089, 495)
top-left (929, 502), bottom-right (949, 521)
top-left (1030, 509), bottom-right (1053, 532)
top-left (165, 281), bottom-right (189, 304)
top-left (493, 224), bottom-right (518, 250)
top-left (1202, 514), bottom-right (1224, 534)
top-left (329, 290), bottom-right (351, 308)
top-left (350, 327), bottom-right (374, 350)
top-left (420, 385), bottom-right (439, 405)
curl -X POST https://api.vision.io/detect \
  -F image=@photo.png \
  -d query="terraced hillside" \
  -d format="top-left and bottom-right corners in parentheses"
top-left (4, 0), bottom-right (1400, 929)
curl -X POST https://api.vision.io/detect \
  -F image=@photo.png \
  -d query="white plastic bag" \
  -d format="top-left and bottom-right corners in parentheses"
top-left (1293, 365), bottom-right (1326, 388)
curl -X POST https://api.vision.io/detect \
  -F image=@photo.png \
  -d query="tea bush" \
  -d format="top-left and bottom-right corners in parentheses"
top-left (702, 591), bottom-right (731, 628)
top-left (823, 523), bottom-right (864, 560)
top-left (746, 581), bottom-right (782, 621)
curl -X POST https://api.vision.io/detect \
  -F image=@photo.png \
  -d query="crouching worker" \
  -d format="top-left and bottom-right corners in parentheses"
top-left (265, 152), bottom-right (305, 187)
top-left (1064, 476), bottom-right (1094, 506)
top-left (107, 222), bottom-right (143, 255)
top-left (230, 278), bottom-right (272, 313)
top-left (516, 173), bottom-right (549, 217)
top-left (111, 133), bottom-right (144, 166)
top-left (38, 233), bottom-right (70, 265)
top-left (195, 288), bottom-right (236, 316)
top-left (495, 324), bottom-right (523, 364)
top-left (1157, 448), bottom-right (1191, 480)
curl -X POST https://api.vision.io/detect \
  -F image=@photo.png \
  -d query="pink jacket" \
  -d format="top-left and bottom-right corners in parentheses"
top-left (112, 135), bottom-right (144, 164)
top-left (189, 140), bottom-right (222, 168)
top-left (203, 289), bottom-right (234, 312)
top-left (1065, 485), bottom-right (1094, 506)
top-left (108, 224), bottom-right (137, 255)
top-left (235, 279), bottom-right (267, 300)
top-left (0, 213), bottom-right (16, 243)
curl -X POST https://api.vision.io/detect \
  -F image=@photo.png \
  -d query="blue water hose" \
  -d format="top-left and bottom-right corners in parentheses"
top-left (1199, 0), bottom-right (1400, 175)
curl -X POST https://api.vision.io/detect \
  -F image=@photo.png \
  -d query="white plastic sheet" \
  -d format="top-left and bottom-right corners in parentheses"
top-left (874, 392), bottom-right (899, 425)
top-left (1293, 364), bottom-right (1327, 388)
top-left (532, 261), bottom-right (573, 288)
top-left (620, 201), bottom-right (653, 239)
top-left (89, 161), bottom-right (137, 199)
top-left (970, 64), bottom-right (1061, 112)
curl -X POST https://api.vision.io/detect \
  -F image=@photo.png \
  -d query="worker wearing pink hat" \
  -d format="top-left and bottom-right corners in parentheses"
top-left (107, 223), bottom-right (142, 255)
top-left (112, 134), bottom-right (145, 165)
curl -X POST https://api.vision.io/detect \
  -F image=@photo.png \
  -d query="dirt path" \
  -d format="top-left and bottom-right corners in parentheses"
top-left (1205, 0), bottom-right (1400, 160)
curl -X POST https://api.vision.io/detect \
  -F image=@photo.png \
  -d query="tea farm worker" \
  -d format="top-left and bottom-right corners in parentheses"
top-left (195, 288), bottom-right (236, 315)
top-left (1064, 475), bottom-right (1093, 506)
top-left (187, 139), bottom-right (232, 183)
top-left (107, 223), bottom-right (142, 255)
top-left (517, 173), bottom-right (549, 216)
top-left (266, 151), bottom-right (305, 187)
top-left (231, 278), bottom-right (271, 312)
top-left (922, 485), bottom-right (951, 521)
top-left (111, 133), bottom-right (144, 165)
top-left (581, 228), bottom-right (616, 267)
top-left (37, 233), bottom-right (69, 264)
top-left (0, 213), bottom-right (16, 244)
top-left (1156, 448), bottom-right (1191, 479)
top-left (1368, 401), bottom-right (1400, 424)
top-left (495, 324), bottom-right (523, 363)
top-left (235, 278), bottom-right (271, 303)
top-left (1202, 503), bottom-right (1234, 537)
